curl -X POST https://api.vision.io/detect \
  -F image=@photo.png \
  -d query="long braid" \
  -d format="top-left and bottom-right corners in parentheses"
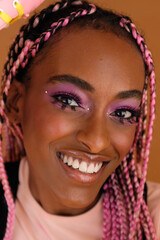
top-left (102, 184), bottom-right (112, 239)
top-left (120, 17), bottom-right (156, 239)
top-left (102, 13), bottom-right (156, 240)
top-left (0, 1), bottom-right (157, 239)
top-left (111, 172), bottom-right (129, 239)
top-left (103, 16), bottom-right (156, 239)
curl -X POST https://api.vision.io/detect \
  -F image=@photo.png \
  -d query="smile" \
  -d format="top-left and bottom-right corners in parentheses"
top-left (58, 152), bottom-right (103, 174)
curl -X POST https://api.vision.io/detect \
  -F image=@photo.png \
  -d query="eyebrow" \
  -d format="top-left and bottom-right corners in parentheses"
top-left (47, 74), bottom-right (94, 92)
top-left (116, 90), bottom-right (142, 100)
top-left (47, 74), bottom-right (142, 100)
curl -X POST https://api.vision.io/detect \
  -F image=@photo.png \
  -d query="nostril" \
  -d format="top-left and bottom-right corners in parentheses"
top-left (76, 116), bottom-right (110, 153)
top-left (79, 140), bottom-right (92, 151)
top-left (76, 131), bottom-right (110, 154)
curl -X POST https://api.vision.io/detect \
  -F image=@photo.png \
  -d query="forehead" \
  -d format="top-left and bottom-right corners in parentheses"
top-left (30, 28), bottom-right (145, 94)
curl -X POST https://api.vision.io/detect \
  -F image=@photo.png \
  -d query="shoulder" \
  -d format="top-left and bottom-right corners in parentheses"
top-left (147, 181), bottom-right (160, 209)
top-left (147, 181), bottom-right (160, 239)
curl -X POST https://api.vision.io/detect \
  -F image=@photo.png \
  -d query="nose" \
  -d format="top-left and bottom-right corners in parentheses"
top-left (76, 115), bottom-right (110, 153)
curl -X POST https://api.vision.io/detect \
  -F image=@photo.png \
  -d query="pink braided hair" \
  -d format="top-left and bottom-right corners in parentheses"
top-left (121, 17), bottom-right (156, 239)
top-left (0, 1), bottom-right (157, 239)
top-left (102, 18), bottom-right (156, 239)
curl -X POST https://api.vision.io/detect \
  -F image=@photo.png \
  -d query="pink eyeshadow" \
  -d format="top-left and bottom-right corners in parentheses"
top-left (106, 99), bottom-right (141, 114)
top-left (44, 83), bottom-right (92, 110)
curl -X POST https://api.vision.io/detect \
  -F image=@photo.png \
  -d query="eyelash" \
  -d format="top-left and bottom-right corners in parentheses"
top-left (50, 92), bottom-right (141, 125)
top-left (110, 107), bottom-right (141, 125)
top-left (51, 92), bottom-right (83, 111)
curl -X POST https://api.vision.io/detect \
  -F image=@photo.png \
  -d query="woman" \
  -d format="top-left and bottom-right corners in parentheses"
top-left (0, 0), bottom-right (159, 239)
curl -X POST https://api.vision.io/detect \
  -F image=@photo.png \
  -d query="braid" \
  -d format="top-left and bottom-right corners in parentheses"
top-left (103, 15), bottom-right (156, 239)
top-left (0, 1), bottom-right (157, 239)
top-left (120, 17), bottom-right (156, 239)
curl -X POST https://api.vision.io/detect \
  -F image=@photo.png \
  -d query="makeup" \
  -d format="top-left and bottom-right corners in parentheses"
top-left (106, 99), bottom-right (141, 126)
top-left (45, 83), bottom-right (91, 112)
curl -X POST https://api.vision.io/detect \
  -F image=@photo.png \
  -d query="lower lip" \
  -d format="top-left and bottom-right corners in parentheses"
top-left (57, 154), bottom-right (107, 184)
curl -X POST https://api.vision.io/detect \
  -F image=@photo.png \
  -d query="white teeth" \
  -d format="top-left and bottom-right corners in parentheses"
top-left (59, 153), bottom-right (103, 174)
top-left (79, 161), bottom-right (87, 173)
top-left (68, 156), bottom-right (73, 166)
top-left (87, 163), bottom-right (94, 173)
top-left (63, 155), bottom-right (68, 163)
top-left (94, 162), bottom-right (103, 173)
top-left (72, 159), bottom-right (79, 169)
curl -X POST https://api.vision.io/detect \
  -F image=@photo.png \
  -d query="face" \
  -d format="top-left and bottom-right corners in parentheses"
top-left (18, 27), bottom-right (145, 215)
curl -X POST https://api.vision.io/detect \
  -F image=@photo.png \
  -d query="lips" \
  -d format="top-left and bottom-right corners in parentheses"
top-left (58, 152), bottom-right (103, 174)
top-left (56, 150), bottom-right (111, 183)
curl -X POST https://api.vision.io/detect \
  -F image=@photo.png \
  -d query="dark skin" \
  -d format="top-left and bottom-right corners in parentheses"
top-left (7, 27), bottom-right (145, 216)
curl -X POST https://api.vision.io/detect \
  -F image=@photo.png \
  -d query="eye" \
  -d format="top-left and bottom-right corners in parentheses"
top-left (110, 108), bottom-right (140, 125)
top-left (52, 93), bottom-right (82, 111)
top-left (114, 109), bottom-right (132, 119)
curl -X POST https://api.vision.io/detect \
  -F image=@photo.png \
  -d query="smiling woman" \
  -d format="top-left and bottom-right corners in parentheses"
top-left (0, 0), bottom-right (159, 240)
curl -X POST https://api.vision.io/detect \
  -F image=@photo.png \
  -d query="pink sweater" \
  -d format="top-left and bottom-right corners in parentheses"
top-left (13, 158), bottom-right (160, 239)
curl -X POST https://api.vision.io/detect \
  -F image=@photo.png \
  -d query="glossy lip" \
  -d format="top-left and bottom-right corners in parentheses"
top-left (56, 150), bottom-right (112, 184)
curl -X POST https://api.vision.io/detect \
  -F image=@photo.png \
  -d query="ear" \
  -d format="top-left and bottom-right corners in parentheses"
top-left (5, 79), bottom-right (25, 125)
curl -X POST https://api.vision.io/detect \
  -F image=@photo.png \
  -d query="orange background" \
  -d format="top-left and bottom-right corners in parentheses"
top-left (0, 0), bottom-right (159, 182)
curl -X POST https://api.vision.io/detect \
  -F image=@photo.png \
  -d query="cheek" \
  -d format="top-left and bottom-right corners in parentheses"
top-left (22, 102), bottom-right (78, 147)
top-left (110, 126), bottom-right (136, 160)
top-left (40, 113), bottom-right (77, 140)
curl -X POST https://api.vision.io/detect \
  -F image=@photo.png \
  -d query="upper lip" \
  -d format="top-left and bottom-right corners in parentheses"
top-left (58, 150), bottom-right (114, 163)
